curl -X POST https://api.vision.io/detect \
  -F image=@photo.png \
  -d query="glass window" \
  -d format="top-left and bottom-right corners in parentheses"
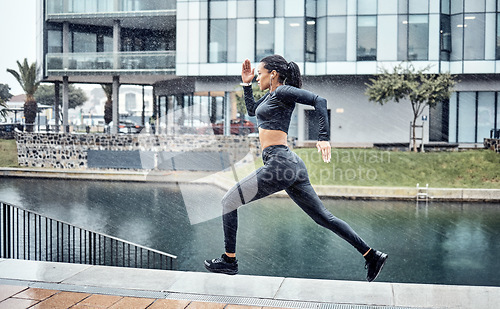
top-left (306, 0), bottom-right (317, 17)
top-left (398, 16), bottom-right (408, 60)
top-left (210, 1), bottom-right (227, 19)
top-left (451, 0), bottom-right (463, 14)
top-left (477, 92), bottom-right (495, 142)
top-left (256, 0), bottom-right (274, 18)
top-left (441, 0), bottom-right (450, 15)
top-left (458, 92), bottom-right (476, 143)
top-left (209, 19), bottom-right (227, 63)
top-left (306, 18), bottom-right (316, 62)
top-left (328, 0), bottom-right (347, 15)
top-left (449, 92), bottom-right (457, 143)
top-left (409, 0), bottom-right (428, 13)
top-left (408, 15), bottom-right (429, 60)
top-left (317, 0), bottom-right (327, 17)
top-left (440, 14), bottom-right (451, 52)
top-left (464, 0), bottom-right (485, 12)
top-left (48, 30), bottom-right (63, 53)
top-left (73, 31), bottom-right (97, 52)
top-left (227, 19), bottom-right (237, 62)
top-left (284, 18), bottom-right (304, 62)
top-left (497, 93), bottom-right (500, 131)
top-left (496, 13), bottom-right (500, 60)
top-left (398, 0), bottom-right (408, 14)
top-left (357, 16), bottom-right (377, 61)
top-left (97, 0), bottom-right (113, 12)
top-left (256, 19), bottom-right (275, 61)
top-left (450, 14), bottom-right (463, 61)
top-left (47, 0), bottom-right (63, 14)
top-left (328, 16), bottom-right (347, 61)
top-left (275, 0), bottom-right (285, 17)
top-left (358, 0), bottom-right (377, 15)
top-left (463, 13), bottom-right (485, 60)
top-left (317, 17), bottom-right (326, 61)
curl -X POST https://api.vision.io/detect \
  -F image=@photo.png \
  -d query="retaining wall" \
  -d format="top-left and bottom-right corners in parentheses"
top-left (15, 132), bottom-right (263, 170)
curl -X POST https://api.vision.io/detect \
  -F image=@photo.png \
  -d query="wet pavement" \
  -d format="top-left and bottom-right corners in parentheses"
top-left (1, 258), bottom-right (499, 309)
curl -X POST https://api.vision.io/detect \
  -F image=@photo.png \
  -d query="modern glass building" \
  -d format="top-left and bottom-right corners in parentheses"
top-left (38, 0), bottom-right (500, 145)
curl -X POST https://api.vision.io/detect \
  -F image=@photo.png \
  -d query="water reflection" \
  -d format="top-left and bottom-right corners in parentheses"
top-left (0, 178), bottom-right (499, 286)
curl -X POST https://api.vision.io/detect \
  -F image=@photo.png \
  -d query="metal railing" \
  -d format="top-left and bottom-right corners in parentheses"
top-left (46, 51), bottom-right (176, 75)
top-left (0, 201), bottom-right (177, 270)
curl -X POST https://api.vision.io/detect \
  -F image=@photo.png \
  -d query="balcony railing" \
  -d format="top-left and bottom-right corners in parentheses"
top-left (0, 201), bottom-right (177, 270)
top-left (46, 51), bottom-right (175, 75)
top-left (46, 0), bottom-right (176, 14)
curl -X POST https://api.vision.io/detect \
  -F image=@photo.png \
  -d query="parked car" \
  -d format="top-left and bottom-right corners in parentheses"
top-left (212, 119), bottom-right (256, 135)
top-left (107, 120), bottom-right (144, 134)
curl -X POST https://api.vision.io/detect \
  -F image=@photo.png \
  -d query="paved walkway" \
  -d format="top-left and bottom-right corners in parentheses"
top-left (1, 258), bottom-right (500, 309)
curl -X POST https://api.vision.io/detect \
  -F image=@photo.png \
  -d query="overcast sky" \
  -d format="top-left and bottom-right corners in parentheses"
top-left (0, 1), bottom-right (37, 95)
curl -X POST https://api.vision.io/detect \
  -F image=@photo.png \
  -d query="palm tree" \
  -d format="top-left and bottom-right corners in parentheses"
top-left (101, 84), bottom-right (113, 125)
top-left (6, 59), bottom-right (40, 132)
top-left (0, 84), bottom-right (13, 121)
top-left (0, 100), bottom-right (8, 121)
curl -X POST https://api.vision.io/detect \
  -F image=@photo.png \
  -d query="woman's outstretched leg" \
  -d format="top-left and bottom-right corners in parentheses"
top-left (205, 158), bottom-right (295, 275)
top-left (285, 159), bottom-right (387, 282)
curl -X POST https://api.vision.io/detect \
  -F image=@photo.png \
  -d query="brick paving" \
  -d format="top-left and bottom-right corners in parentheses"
top-left (0, 285), bottom-right (284, 309)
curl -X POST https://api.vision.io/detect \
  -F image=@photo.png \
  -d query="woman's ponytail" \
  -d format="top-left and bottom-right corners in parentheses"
top-left (286, 61), bottom-right (302, 89)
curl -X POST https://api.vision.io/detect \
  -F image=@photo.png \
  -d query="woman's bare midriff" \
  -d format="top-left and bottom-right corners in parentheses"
top-left (259, 128), bottom-right (288, 150)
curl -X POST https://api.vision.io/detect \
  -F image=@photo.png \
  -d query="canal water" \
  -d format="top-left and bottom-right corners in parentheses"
top-left (1, 177), bottom-right (499, 286)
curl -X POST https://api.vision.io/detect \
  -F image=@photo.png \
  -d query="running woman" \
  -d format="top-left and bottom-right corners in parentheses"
top-left (204, 55), bottom-right (387, 282)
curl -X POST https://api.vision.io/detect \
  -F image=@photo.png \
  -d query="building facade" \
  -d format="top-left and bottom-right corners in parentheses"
top-left (38, 0), bottom-right (500, 146)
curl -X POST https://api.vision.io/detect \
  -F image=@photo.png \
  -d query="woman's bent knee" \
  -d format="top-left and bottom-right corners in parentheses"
top-left (222, 189), bottom-right (243, 215)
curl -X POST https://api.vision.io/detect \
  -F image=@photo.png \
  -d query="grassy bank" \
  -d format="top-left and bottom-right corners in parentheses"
top-left (1, 139), bottom-right (499, 189)
top-left (0, 139), bottom-right (18, 168)
top-left (295, 148), bottom-right (500, 189)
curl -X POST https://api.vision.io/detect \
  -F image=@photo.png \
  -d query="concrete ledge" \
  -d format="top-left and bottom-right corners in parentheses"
top-left (1, 259), bottom-right (499, 309)
top-left (1, 167), bottom-right (500, 202)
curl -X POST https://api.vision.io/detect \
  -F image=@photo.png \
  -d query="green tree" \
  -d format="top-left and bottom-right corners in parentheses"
top-left (234, 84), bottom-right (267, 118)
top-left (365, 63), bottom-right (456, 152)
top-left (0, 84), bottom-right (13, 121)
top-left (35, 84), bottom-right (88, 109)
top-left (6, 59), bottom-right (40, 132)
top-left (101, 84), bottom-right (113, 125)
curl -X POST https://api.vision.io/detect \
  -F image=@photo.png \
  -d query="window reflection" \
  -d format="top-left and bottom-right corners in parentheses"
top-left (209, 19), bottom-right (227, 63)
top-left (256, 19), bottom-right (275, 61)
top-left (463, 14), bottom-right (485, 60)
top-left (497, 13), bottom-right (500, 60)
top-left (357, 16), bottom-right (377, 61)
top-left (358, 0), bottom-right (377, 15)
top-left (327, 16), bottom-right (347, 61)
top-left (399, 15), bottom-right (429, 61)
top-left (285, 18), bottom-right (304, 62)
top-left (306, 18), bottom-right (316, 62)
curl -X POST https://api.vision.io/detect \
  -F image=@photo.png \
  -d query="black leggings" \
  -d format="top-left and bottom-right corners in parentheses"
top-left (222, 145), bottom-right (371, 255)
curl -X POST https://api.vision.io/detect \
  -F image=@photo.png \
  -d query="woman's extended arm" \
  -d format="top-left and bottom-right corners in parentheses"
top-left (275, 86), bottom-right (331, 163)
top-left (274, 86), bottom-right (330, 141)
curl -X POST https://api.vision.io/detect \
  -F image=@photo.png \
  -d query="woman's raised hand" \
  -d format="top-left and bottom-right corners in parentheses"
top-left (241, 59), bottom-right (255, 84)
top-left (316, 141), bottom-right (332, 163)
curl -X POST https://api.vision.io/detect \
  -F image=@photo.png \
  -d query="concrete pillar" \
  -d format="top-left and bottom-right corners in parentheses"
top-left (167, 96), bottom-right (175, 135)
top-left (62, 76), bottom-right (69, 132)
top-left (224, 92), bottom-right (231, 136)
top-left (54, 82), bottom-right (60, 132)
top-left (112, 76), bottom-right (120, 134)
top-left (113, 20), bottom-right (121, 70)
